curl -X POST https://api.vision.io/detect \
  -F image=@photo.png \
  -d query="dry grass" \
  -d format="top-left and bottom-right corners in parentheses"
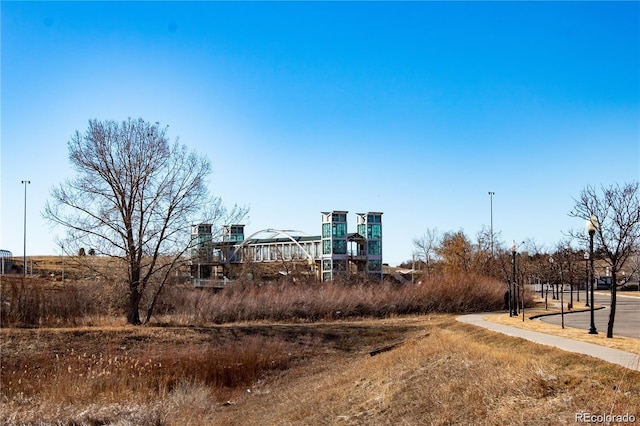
top-left (188, 317), bottom-right (640, 425)
top-left (486, 299), bottom-right (640, 356)
top-left (9, 255), bottom-right (108, 278)
top-left (2, 316), bottom-right (639, 425)
top-left (159, 273), bottom-right (507, 325)
top-left (1, 273), bottom-right (506, 327)
top-left (2, 272), bottom-right (638, 424)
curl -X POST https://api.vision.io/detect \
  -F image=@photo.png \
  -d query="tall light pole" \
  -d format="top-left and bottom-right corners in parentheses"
top-left (511, 242), bottom-right (518, 316)
top-left (584, 252), bottom-right (589, 307)
top-left (488, 192), bottom-right (495, 256)
top-left (586, 216), bottom-right (598, 335)
top-left (61, 243), bottom-right (65, 284)
top-left (21, 180), bottom-right (30, 276)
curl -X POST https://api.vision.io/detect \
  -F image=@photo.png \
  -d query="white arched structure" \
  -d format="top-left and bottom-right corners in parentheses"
top-left (230, 228), bottom-right (318, 263)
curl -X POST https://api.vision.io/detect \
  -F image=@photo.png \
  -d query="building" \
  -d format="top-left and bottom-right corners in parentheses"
top-left (190, 211), bottom-right (383, 284)
top-left (0, 249), bottom-right (13, 274)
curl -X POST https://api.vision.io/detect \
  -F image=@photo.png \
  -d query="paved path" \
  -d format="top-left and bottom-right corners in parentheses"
top-left (539, 292), bottom-right (640, 338)
top-left (457, 313), bottom-right (640, 372)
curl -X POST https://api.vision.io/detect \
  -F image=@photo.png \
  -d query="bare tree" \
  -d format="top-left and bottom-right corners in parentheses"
top-left (569, 182), bottom-right (640, 338)
top-left (474, 225), bottom-right (504, 278)
top-left (44, 118), bottom-right (247, 325)
top-left (412, 228), bottom-right (440, 276)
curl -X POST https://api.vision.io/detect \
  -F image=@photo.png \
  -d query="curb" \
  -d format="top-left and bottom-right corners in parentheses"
top-left (528, 305), bottom-right (606, 320)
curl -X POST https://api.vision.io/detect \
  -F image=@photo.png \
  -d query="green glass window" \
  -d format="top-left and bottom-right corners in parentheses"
top-left (322, 223), bottom-right (331, 238)
top-left (333, 240), bottom-right (347, 254)
top-left (322, 259), bottom-right (332, 271)
top-left (368, 224), bottom-right (381, 239)
top-left (323, 272), bottom-right (332, 281)
top-left (367, 214), bottom-right (381, 223)
top-left (332, 213), bottom-right (346, 222)
top-left (357, 224), bottom-right (366, 237)
top-left (323, 240), bottom-right (331, 255)
top-left (368, 240), bottom-right (381, 255)
top-left (332, 223), bottom-right (347, 238)
top-left (368, 260), bottom-right (382, 272)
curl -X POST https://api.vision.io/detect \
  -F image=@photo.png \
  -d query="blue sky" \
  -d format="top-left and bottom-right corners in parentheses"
top-left (1, 1), bottom-right (638, 266)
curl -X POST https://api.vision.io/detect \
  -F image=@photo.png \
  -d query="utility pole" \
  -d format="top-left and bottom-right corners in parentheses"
top-left (21, 180), bottom-right (30, 276)
top-left (488, 192), bottom-right (495, 256)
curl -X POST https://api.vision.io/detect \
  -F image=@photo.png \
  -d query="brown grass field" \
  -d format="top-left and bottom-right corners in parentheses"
top-left (2, 315), bottom-right (639, 425)
top-left (1, 269), bottom-right (639, 425)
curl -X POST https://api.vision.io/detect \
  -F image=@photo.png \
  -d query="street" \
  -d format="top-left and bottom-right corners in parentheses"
top-left (539, 292), bottom-right (640, 339)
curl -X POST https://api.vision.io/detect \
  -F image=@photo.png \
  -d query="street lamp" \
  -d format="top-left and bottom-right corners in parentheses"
top-left (586, 216), bottom-right (598, 335)
top-left (61, 243), bottom-right (65, 284)
top-left (511, 242), bottom-right (518, 316)
top-left (584, 252), bottom-right (590, 307)
top-left (21, 180), bottom-right (30, 276)
top-left (547, 257), bottom-right (554, 310)
top-left (488, 192), bottom-right (495, 256)
top-left (549, 256), bottom-right (564, 327)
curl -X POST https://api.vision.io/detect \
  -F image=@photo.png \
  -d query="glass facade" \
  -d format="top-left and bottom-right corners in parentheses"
top-left (323, 240), bottom-right (331, 255)
top-left (367, 214), bottom-right (382, 223)
top-left (367, 224), bottom-right (382, 239)
top-left (368, 260), bottom-right (382, 272)
top-left (322, 259), bottom-right (331, 271)
top-left (334, 259), bottom-right (347, 271)
top-left (332, 212), bottom-right (347, 222)
top-left (223, 225), bottom-right (245, 242)
top-left (333, 240), bottom-right (347, 254)
top-left (368, 240), bottom-right (381, 255)
top-left (332, 223), bottom-right (347, 238)
top-left (322, 223), bottom-right (331, 238)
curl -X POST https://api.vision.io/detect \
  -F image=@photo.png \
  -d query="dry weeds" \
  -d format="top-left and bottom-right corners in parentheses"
top-left (208, 317), bottom-right (640, 425)
top-left (2, 316), bottom-right (639, 425)
top-left (2, 272), bottom-right (638, 424)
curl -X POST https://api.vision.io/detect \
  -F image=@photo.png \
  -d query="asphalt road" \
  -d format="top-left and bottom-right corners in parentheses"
top-left (538, 292), bottom-right (640, 339)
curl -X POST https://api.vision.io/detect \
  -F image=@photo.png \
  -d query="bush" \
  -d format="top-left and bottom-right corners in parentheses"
top-left (0, 277), bottom-right (102, 327)
top-left (1, 273), bottom-right (507, 327)
top-left (154, 273), bottom-right (506, 325)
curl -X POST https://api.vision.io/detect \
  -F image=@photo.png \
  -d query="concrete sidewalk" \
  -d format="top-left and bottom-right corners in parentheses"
top-left (457, 313), bottom-right (640, 372)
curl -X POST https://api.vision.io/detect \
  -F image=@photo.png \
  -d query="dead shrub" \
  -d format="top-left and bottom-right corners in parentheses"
top-left (0, 278), bottom-right (100, 327)
top-left (154, 273), bottom-right (506, 325)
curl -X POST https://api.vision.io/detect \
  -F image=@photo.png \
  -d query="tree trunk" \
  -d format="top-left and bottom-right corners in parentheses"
top-left (144, 280), bottom-right (166, 325)
top-left (607, 274), bottom-right (617, 338)
top-left (127, 284), bottom-right (143, 325)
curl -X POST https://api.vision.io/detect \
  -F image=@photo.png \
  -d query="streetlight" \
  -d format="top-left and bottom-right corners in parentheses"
top-left (586, 216), bottom-right (598, 335)
top-left (488, 192), bottom-right (495, 256)
top-left (584, 252), bottom-right (590, 307)
top-left (21, 180), bottom-right (30, 276)
top-left (549, 256), bottom-right (564, 328)
top-left (61, 243), bottom-right (65, 284)
top-left (511, 242), bottom-right (518, 316)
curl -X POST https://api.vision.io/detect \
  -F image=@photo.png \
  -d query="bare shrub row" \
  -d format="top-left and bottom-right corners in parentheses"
top-left (1, 273), bottom-right (511, 327)
top-left (158, 273), bottom-right (508, 325)
top-left (0, 277), bottom-right (127, 328)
